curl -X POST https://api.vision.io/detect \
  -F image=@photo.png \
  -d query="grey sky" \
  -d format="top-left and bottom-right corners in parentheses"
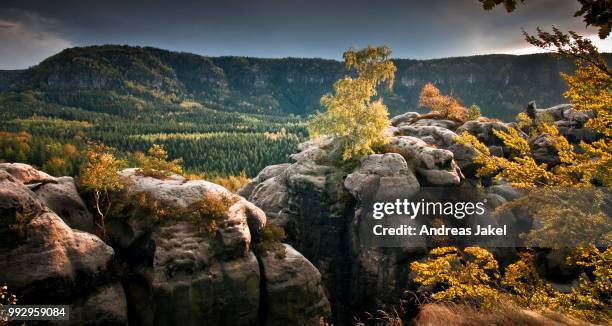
top-left (0, 0), bottom-right (610, 69)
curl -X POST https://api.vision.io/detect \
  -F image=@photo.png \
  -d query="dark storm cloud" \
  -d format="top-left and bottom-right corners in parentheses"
top-left (0, 0), bottom-right (608, 69)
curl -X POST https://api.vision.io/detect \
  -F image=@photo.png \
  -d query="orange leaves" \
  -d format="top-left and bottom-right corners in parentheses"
top-left (418, 83), bottom-right (467, 122)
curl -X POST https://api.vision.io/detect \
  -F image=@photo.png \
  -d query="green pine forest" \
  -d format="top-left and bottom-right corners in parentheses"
top-left (0, 45), bottom-right (608, 178)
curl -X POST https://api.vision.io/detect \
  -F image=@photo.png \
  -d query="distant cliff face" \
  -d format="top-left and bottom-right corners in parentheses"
top-left (0, 45), bottom-right (602, 120)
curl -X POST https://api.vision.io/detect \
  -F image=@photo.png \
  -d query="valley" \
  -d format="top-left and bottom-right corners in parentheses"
top-left (0, 45), bottom-right (606, 177)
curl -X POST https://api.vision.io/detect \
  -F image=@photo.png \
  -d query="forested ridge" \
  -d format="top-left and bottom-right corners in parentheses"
top-left (0, 45), bottom-right (607, 177)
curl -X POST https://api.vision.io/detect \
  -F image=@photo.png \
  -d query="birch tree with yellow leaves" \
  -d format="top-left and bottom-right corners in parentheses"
top-left (308, 45), bottom-right (395, 161)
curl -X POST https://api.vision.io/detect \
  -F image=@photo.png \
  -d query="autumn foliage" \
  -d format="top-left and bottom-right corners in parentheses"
top-left (419, 28), bottom-right (611, 324)
top-left (455, 35), bottom-right (611, 188)
top-left (412, 246), bottom-right (611, 323)
top-left (418, 83), bottom-right (469, 122)
top-left (80, 142), bottom-right (125, 234)
top-left (135, 144), bottom-right (183, 179)
top-left (309, 45), bottom-right (395, 161)
top-left (209, 171), bottom-right (250, 193)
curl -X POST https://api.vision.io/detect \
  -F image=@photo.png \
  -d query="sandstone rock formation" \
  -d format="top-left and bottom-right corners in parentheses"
top-left (107, 169), bottom-right (331, 326)
top-left (240, 103), bottom-right (595, 323)
top-left (385, 136), bottom-right (463, 185)
top-left (0, 165), bottom-right (331, 326)
top-left (0, 162), bottom-right (58, 184)
top-left (33, 176), bottom-right (96, 233)
top-left (259, 244), bottom-right (331, 326)
top-left (0, 169), bottom-right (123, 325)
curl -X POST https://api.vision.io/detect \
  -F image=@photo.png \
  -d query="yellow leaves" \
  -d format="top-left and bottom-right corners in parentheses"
top-left (413, 247), bottom-right (612, 323)
top-left (410, 246), bottom-right (501, 307)
top-left (569, 246), bottom-right (612, 297)
top-left (309, 46), bottom-right (393, 161)
top-left (187, 193), bottom-right (238, 235)
top-left (515, 188), bottom-right (611, 249)
top-left (135, 144), bottom-right (183, 179)
top-left (456, 129), bottom-right (558, 187)
top-left (496, 156), bottom-right (556, 188)
top-left (502, 248), bottom-right (611, 323)
top-left (343, 45), bottom-right (396, 90)
top-left (492, 128), bottom-right (530, 155)
top-left (459, 113), bottom-right (608, 187)
top-left (516, 112), bottom-right (533, 131)
top-left (454, 57), bottom-right (610, 188)
top-left (454, 131), bottom-right (490, 157)
top-left (81, 142), bottom-right (125, 193)
top-left (209, 171), bottom-right (250, 193)
top-left (466, 105), bottom-right (481, 121)
top-left (563, 62), bottom-right (611, 139)
top-left (563, 64), bottom-right (612, 130)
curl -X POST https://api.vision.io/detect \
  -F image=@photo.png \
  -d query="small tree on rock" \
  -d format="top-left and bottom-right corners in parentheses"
top-left (308, 45), bottom-right (396, 161)
top-left (135, 144), bottom-right (183, 179)
top-left (418, 83), bottom-right (467, 122)
top-left (81, 142), bottom-right (125, 236)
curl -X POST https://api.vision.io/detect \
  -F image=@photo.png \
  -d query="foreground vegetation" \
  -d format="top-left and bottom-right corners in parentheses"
top-left (407, 3), bottom-right (612, 323)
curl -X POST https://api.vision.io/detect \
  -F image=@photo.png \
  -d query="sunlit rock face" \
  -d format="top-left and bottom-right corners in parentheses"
top-left (0, 165), bottom-right (331, 326)
top-left (0, 168), bottom-right (125, 325)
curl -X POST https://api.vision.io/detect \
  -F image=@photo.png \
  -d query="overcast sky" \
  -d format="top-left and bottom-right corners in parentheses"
top-left (0, 0), bottom-right (610, 69)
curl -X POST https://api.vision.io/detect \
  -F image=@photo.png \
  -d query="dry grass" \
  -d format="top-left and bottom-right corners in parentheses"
top-left (111, 191), bottom-right (238, 236)
top-left (414, 302), bottom-right (591, 326)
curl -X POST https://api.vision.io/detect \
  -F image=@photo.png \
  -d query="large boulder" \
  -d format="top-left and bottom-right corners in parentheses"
top-left (152, 221), bottom-right (261, 326)
top-left (68, 282), bottom-right (129, 326)
top-left (344, 154), bottom-right (427, 317)
top-left (259, 244), bottom-right (331, 326)
top-left (241, 139), bottom-right (357, 322)
top-left (238, 163), bottom-right (290, 198)
top-left (107, 169), bottom-right (262, 325)
top-left (344, 153), bottom-right (419, 202)
top-left (107, 168), bottom-right (264, 251)
top-left (33, 176), bottom-right (95, 233)
top-left (0, 162), bottom-right (57, 184)
top-left (456, 120), bottom-right (511, 147)
top-left (242, 139), bottom-right (427, 323)
top-left (1, 212), bottom-right (114, 299)
top-left (390, 112), bottom-right (420, 126)
top-left (0, 169), bottom-right (116, 308)
top-left (396, 125), bottom-right (478, 172)
top-left (385, 136), bottom-right (463, 186)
